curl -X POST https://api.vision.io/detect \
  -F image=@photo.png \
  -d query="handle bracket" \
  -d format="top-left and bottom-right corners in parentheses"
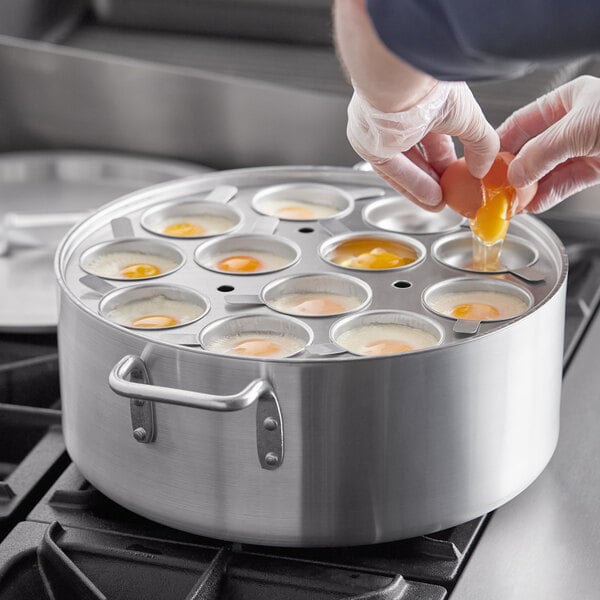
top-left (110, 355), bottom-right (284, 469)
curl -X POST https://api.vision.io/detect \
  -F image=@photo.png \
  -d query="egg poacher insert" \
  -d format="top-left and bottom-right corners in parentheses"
top-left (251, 182), bottom-right (385, 221)
top-left (57, 167), bottom-right (567, 547)
top-left (67, 168), bottom-right (560, 362)
top-left (422, 276), bottom-right (535, 335)
top-left (431, 231), bottom-right (544, 282)
top-left (224, 272), bottom-right (373, 318)
top-left (140, 184), bottom-right (241, 239)
top-left (363, 195), bottom-right (465, 235)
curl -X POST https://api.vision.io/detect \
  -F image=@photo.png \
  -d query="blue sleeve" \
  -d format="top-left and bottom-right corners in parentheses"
top-left (367, 0), bottom-right (600, 81)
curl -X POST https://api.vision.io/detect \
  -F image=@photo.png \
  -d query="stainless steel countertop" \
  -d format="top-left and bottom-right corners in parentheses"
top-left (452, 292), bottom-right (600, 598)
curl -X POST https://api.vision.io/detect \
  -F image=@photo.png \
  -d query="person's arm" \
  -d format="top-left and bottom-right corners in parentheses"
top-left (367, 0), bottom-right (600, 81)
top-left (333, 0), bottom-right (499, 210)
top-left (334, 0), bottom-right (436, 112)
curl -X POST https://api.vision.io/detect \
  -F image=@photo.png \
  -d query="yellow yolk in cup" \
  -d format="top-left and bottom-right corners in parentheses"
top-left (293, 297), bottom-right (347, 315)
top-left (451, 303), bottom-right (501, 320)
top-left (275, 206), bottom-right (317, 220)
top-left (131, 314), bottom-right (179, 328)
top-left (269, 292), bottom-right (362, 317)
top-left (163, 222), bottom-right (205, 237)
top-left (329, 238), bottom-right (417, 270)
top-left (217, 255), bottom-right (264, 273)
top-left (229, 338), bottom-right (283, 357)
top-left (362, 339), bottom-right (413, 355)
top-left (121, 263), bottom-right (162, 278)
top-left (336, 323), bottom-right (438, 355)
top-left (428, 290), bottom-right (528, 321)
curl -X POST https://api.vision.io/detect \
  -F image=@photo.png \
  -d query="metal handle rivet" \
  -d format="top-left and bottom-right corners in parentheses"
top-left (133, 427), bottom-right (147, 442)
top-left (263, 417), bottom-right (278, 431)
top-left (265, 452), bottom-right (279, 466)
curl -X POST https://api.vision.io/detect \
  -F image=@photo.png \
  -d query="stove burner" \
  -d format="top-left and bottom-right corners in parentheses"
top-left (0, 521), bottom-right (445, 600)
top-left (27, 464), bottom-right (486, 588)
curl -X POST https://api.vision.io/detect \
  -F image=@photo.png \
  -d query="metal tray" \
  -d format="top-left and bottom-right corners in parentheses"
top-left (0, 151), bottom-right (208, 333)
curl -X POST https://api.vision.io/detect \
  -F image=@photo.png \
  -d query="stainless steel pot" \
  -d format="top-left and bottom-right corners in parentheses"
top-left (56, 167), bottom-right (567, 547)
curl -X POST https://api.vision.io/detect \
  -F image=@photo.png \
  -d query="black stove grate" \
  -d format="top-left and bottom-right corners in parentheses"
top-left (0, 334), bottom-right (67, 538)
top-left (0, 521), bottom-right (446, 600)
top-left (27, 464), bottom-right (485, 590)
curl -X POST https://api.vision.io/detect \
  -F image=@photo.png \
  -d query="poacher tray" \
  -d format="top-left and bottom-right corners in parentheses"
top-left (57, 167), bottom-right (566, 361)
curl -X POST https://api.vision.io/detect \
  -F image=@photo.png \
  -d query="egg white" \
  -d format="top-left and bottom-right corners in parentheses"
top-left (159, 214), bottom-right (235, 236)
top-left (429, 290), bottom-right (528, 320)
top-left (210, 250), bottom-right (290, 273)
top-left (205, 333), bottom-right (305, 358)
top-left (106, 295), bottom-right (204, 328)
top-left (86, 251), bottom-right (179, 279)
top-left (270, 292), bottom-right (361, 316)
top-left (255, 198), bottom-right (339, 220)
top-left (337, 323), bottom-right (438, 355)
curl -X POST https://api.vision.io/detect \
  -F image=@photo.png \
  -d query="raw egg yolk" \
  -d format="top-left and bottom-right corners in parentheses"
top-left (471, 159), bottom-right (518, 245)
top-left (121, 263), bottom-right (162, 278)
top-left (229, 338), bottom-right (282, 357)
top-left (293, 297), bottom-right (347, 315)
top-left (354, 248), bottom-right (413, 269)
top-left (451, 303), bottom-right (500, 321)
top-left (132, 314), bottom-right (179, 328)
top-left (217, 255), bottom-right (263, 273)
top-left (331, 238), bottom-right (416, 270)
top-left (163, 222), bottom-right (205, 237)
top-left (362, 339), bottom-right (413, 355)
top-left (276, 206), bottom-right (317, 220)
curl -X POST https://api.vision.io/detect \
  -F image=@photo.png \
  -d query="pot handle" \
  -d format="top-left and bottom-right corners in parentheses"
top-left (109, 355), bottom-right (269, 412)
top-left (108, 355), bottom-right (284, 470)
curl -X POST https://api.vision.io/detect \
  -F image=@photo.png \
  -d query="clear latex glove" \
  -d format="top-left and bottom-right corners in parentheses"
top-left (346, 81), bottom-right (499, 211)
top-left (499, 75), bottom-right (600, 214)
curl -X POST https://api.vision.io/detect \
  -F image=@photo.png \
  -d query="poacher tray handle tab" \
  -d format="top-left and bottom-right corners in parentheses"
top-left (108, 355), bottom-right (284, 469)
top-left (306, 342), bottom-right (347, 356)
top-left (111, 217), bottom-right (135, 238)
top-left (205, 184), bottom-right (238, 204)
top-left (453, 319), bottom-right (481, 335)
top-left (225, 294), bottom-right (263, 306)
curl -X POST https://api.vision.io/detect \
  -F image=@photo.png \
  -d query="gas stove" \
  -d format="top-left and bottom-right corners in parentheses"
top-left (0, 221), bottom-right (598, 599)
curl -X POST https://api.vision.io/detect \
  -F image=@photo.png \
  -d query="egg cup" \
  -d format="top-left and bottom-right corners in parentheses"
top-left (422, 276), bottom-right (534, 334)
top-left (329, 310), bottom-right (444, 356)
top-left (199, 314), bottom-right (314, 359)
top-left (99, 283), bottom-right (210, 330)
top-left (80, 238), bottom-right (185, 281)
top-left (140, 198), bottom-right (242, 239)
top-left (194, 233), bottom-right (301, 276)
top-left (431, 232), bottom-right (539, 274)
top-left (362, 196), bottom-right (464, 235)
top-left (252, 183), bottom-right (354, 221)
top-left (319, 231), bottom-right (426, 272)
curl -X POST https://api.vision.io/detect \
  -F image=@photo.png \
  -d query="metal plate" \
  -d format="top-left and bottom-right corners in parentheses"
top-left (0, 151), bottom-right (208, 332)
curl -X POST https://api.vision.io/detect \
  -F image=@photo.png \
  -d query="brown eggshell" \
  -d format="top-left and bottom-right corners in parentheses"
top-left (440, 158), bottom-right (483, 219)
top-left (441, 152), bottom-right (538, 217)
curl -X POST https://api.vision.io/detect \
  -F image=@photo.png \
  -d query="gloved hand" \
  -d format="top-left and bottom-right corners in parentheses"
top-left (347, 81), bottom-right (499, 211)
top-left (499, 75), bottom-right (600, 213)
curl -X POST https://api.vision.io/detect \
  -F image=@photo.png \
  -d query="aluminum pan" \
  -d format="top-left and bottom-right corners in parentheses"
top-left (0, 151), bottom-right (207, 333)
